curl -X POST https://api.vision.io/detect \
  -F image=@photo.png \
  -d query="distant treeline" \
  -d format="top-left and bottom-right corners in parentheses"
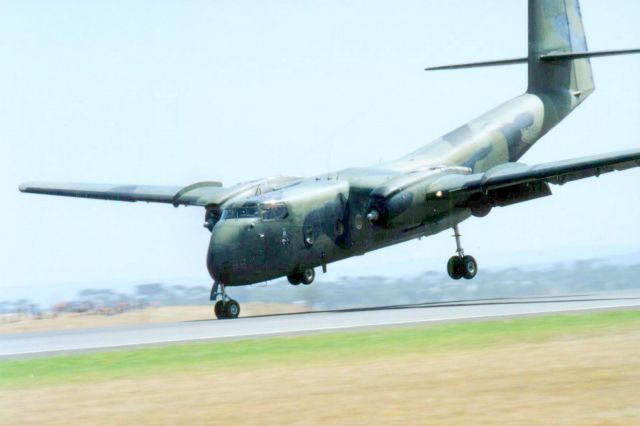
top-left (232, 259), bottom-right (640, 309)
top-left (1, 259), bottom-right (639, 314)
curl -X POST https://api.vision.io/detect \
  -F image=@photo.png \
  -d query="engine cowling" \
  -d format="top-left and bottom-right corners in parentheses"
top-left (365, 170), bottom-right (443, 228)
top-left (366, 167), bottom-right (474, 228)
top-left (366, 191), bottom-right (414, 227)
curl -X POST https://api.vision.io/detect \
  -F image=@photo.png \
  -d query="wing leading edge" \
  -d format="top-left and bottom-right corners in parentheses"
top-left (19, 176), bottom-right (304, 208)
top-left (19, 181), bottom-right (224, 207)
top-left (429, 149), bottom-right (640, 203)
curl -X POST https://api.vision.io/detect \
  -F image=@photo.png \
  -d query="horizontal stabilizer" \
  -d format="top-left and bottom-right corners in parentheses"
top-left (425, 57), bottom-right (527, 71)
top-left (541, 48), bottom-right (640, 61)
top-left (425, 48), bottom-right (640, 71)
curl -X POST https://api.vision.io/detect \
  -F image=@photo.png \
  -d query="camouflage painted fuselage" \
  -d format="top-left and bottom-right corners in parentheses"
top-left (205, 94), bottom-right (572, 285)
top-left (19, 0), bottom-right (639, 291)
top-left (207, 0), bottom-right (596, 285)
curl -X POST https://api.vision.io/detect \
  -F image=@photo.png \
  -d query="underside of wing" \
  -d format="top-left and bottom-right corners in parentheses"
top-left (19, 176), bottom-right (303, 208)
top-left (428, 149), bottom-right (640, 214)
top-left (19, 182), bottom-right (182, 203)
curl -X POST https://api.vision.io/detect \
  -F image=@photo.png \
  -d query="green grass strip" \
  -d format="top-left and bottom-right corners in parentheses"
top-left (1, 309), bottom-right (639, 388)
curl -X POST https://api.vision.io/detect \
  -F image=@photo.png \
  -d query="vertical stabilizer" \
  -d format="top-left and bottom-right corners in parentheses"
top-left (528, 0), bottom-right (595, 114)
top-left (414, 0), bottom-right (639, 172)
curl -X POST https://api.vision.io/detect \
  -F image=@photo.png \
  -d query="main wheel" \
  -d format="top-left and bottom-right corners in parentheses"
top-left (447, 256), bottom-right (463, 280)
top-left (301, 268), bottom-right (315, 285)
top-left (224, 299), bottom-right (240, 319)
top-left (214, 300), bottom-right (226, 319)
top-left (287, 273), bottom-right (302, 285)
top-left (461, 255), bottom-right (478, 280)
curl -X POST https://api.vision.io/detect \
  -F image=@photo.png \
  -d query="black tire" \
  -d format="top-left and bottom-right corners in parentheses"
top-left (301, 268), bottom-right (315, 285)
top-left (214, 301), bottom-right (226, 319)
top-left (461, 255), bottom-right (478, 280)
top-left (224, 299), bottom-right (240, 319)
top-left (447, 256), bottom-right (463, 280)
top-left (287, 274), bottom-right (301, 285)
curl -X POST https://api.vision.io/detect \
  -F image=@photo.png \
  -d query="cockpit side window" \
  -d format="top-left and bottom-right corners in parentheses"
top-left (238, 206), bottom-right (260, 218)
top-left (221, 204), bottom-right (260, 220)
top-left (260, 202), bottom-right (289, 221)
top-left (221, 209), bottom-right (236, 220)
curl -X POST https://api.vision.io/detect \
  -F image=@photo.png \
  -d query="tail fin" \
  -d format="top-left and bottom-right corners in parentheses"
top-left (528, 0), bottom-right (595, 110)
top-left (425, 0), bottom-right (639, 75)
top-left (418, 0), bottom-right (639, 168)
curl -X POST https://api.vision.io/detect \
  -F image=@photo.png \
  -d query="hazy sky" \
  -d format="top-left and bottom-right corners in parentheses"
top-left (2, 0), bottom-right (639, 303)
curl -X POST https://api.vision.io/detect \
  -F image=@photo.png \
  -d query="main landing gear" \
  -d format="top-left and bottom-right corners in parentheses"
top-left (447, 225), bottom-right (478, 280)
top-left (287, 268), bottom-right (315, 285)
top-left (211, 281), bottom-right (240, 319)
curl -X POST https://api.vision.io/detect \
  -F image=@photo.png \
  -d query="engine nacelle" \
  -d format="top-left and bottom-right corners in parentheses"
top-left (365, 168), bottom-right (461, 228)
top-left (366, 167), bottom-right (475, 228)
top-left (366, 190), bottom-right (414, 227)
top-left (457, 181), bottom-right (553, 218)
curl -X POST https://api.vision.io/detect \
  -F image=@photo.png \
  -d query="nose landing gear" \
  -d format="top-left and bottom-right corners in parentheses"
top-left (210, 281), bottom-right (240, 319)
top-left (447, 225), bottom-right (478, 280)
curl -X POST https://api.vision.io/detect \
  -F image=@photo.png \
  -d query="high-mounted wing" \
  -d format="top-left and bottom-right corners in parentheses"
top-left (428, 149), bottom-right (640, 213)
top-left (19, 176), bottom-right (302, 208)
top-left (19, 181), bottom-right (223, 207)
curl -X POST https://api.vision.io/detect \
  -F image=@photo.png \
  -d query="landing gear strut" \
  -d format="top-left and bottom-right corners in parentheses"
top-left (447, 225), bottom-right (478, 280)
top-left (210, 281), bottom-right (240, 319)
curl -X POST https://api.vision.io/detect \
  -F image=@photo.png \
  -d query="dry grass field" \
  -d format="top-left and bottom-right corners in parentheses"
top-left (1, 311), bottom-right (639, 425)
top-left (0, 303), bottom-right (309, 334)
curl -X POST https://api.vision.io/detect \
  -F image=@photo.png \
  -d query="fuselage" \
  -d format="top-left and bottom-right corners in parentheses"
top-left (207, 92), bottom-right (569, 286)
top-left (17, 0), bottom-right (610, 296)
top-left (207, 170), bottom-right (471, 285)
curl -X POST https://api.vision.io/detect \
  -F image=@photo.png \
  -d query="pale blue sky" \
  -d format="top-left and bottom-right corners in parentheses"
top-left (2, 0), bottom-right (639, 303)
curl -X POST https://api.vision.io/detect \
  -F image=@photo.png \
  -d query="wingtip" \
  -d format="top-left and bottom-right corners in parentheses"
top-left (18, 183), bottom-right (29, 192)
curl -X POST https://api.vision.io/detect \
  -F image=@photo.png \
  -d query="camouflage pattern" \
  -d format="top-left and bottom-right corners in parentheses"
top-left (19, 0), bottom-right (640, 289)
top-left (204, 0), bottom-right (637, 286)
top-left (399, 0), bottom-right (595, 175)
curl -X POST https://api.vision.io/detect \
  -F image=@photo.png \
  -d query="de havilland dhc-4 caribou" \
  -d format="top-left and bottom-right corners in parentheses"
top-left (20, 0), bottom-right (640, 318)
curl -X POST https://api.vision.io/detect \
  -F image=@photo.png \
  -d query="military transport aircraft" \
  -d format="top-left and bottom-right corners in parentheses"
top-left (20, 0), bottom-right (640, 319)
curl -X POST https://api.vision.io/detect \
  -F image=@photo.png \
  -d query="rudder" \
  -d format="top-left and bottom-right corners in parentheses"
top-left (528, 0), bottom-right (595, 109)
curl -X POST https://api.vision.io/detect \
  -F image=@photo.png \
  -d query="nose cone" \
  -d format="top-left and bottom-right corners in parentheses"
top-left (207, 240), bottom-right (232, 285)
top-left (206, 221), bottom-right (264, 285)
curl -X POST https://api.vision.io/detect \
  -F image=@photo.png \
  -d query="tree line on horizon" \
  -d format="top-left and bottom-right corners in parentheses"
top-left (1, 259), bottom-right (638, 315)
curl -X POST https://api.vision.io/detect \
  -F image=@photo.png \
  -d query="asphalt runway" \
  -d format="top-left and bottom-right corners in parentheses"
top-left (2, 292), bottom-right (640, 359)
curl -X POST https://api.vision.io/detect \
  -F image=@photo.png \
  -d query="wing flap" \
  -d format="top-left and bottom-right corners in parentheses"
top-left (479, 149), bottom-right (640, 191)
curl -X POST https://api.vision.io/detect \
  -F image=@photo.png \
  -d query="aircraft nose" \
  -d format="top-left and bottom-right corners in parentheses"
top-left (206, 221), bottom-right (264, 285)
top-left (207, 245), bottom-right (231, 284)
top-left (207, 224), bottom-right (239, 284)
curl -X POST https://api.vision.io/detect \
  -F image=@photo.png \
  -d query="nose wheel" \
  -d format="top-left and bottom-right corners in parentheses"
top-left (211, 282), bottom-right (240, 319)
top-left (447, 225), bottom-right (478, 280)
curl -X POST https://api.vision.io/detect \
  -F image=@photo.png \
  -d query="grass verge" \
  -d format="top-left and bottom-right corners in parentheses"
top-left (1, 309), bottom-right (639, 388)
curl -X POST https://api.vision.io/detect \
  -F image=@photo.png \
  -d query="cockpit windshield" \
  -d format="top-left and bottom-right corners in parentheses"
top-left (260, 202), bottom-right (288, 221)
top-left (221, 205), bottom-right (260, 220)
top-left (221, 201), bottom-right (288, 221)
